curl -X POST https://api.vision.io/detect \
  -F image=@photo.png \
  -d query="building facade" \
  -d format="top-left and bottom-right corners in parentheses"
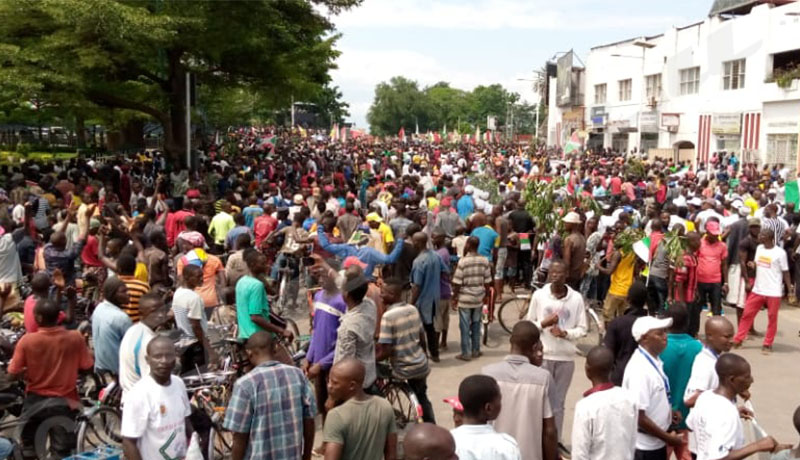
top-left (547, 0), bottom-right (800, 174)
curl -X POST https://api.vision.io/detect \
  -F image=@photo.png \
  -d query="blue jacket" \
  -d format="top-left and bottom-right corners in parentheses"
top-left (317, 227), bottom-right (404, 279)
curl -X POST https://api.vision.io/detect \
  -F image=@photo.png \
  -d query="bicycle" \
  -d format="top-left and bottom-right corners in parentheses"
top-left (374, 363), bottom-right (423, 431)
top-left (497, 277), bottom-right (605, 356)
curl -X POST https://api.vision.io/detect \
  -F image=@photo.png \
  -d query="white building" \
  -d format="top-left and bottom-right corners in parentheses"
top-left (547, 0), bottom-right (800, 174)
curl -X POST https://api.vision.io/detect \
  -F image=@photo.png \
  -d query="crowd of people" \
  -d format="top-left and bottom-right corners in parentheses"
top-left (1, 126), bottom-right (799, 460)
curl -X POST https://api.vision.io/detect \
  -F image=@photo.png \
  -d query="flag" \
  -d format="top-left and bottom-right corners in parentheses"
top-left (433, 131), bottom-right (441, 144)
top-left (476, 126), bottom-right (481, 144)
top-left (518, 233), bottom-right (531, 251)
top-left (398, 127), bottom-right (405, 141)
top-left (298, 126), bottom-right (307, 138)
top-left (330, 124), bottom-right (338, 140)
top-left (341, 126), bottom-right (347, 142)
top-left (787, 180), bottom-right (799, 207)
top-left (633, 236), bottom-right (651, 263)
top-left (564, 130), bottom-right (581, 154)
top-left (415, 121), bottom-right (419, 135)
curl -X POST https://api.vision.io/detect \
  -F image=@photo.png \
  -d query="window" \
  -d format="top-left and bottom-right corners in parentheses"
top-left (680, 67), bottom-right (700, 95)
top-left (594, 84), bottom-right (607, 104)
top-left (645, 74), bottom-right (662, 100)
top-left (766, 134), bottom-right (798, 166)
top-left (618, 79), bottom-right (632, 101)
top-left (723, 59), bottom-right (746, 90)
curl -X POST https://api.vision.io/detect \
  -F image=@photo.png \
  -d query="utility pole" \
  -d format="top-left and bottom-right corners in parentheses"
top-left (185, 71), bottom-right (191, 170)
top-left (291, 95), bottom-right (295, 127)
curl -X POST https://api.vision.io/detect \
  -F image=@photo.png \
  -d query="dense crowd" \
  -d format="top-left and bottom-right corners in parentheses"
top-left (0, 126), bottom-right (799, 460)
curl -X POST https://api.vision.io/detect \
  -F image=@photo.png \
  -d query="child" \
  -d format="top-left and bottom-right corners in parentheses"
top-left (772, 406), bottom-right (800, 459)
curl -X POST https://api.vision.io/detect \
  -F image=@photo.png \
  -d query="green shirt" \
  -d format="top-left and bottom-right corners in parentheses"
top-left (323, 396), bottom-right (397, 460)
top-left (660, 333), bottom-right (702, 430)
top-left (208, 212), bottom-right (235, 245)
top-left (235, 275), bottom-right (269, 339)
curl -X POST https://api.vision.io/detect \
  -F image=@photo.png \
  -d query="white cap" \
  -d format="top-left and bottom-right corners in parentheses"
top-left (562, 211), bottom-right (582, 224)
top-left (464, 185), bottom-right (474, 194)
top-left (632, 316), bottom-right (673, 342)
top-left (688, 197), bottom-right (703, 207)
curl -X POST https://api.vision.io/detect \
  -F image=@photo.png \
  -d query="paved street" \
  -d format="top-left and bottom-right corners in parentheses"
top-left (426, 302), bottom-right (800, 445)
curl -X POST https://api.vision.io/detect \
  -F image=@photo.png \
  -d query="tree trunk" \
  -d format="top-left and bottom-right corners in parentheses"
top-left (163, 50), bottom-right (188, 168)
top-left (76, 114), bottom-right (86, 149)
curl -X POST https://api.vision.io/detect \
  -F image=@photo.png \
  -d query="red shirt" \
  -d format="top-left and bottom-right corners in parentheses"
top-left (674, 253), bottom-right (699, 303)
top-left (81, 234), bottom-right (103, 267)
top-left (254, 214), bottom-right (278, 248)
top-left (23, 295), bottom-right (66, 333)
top-left (609, 176), bottom-right (622, 195)
top-left (9, 326), bottom-right (93, 403)
top-left (697, 239), bottom-right (728, 284)
top-left (166, 209), bottom-right (195, 247)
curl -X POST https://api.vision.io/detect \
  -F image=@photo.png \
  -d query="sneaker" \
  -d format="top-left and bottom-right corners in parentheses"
top-left (454, 354), bottom-right (471, 362)
top-left (472, 351), bottom-right (483, 359)
top-left (431, 355), bottom-right (441, 363)
top-left (761, 345), bottom-right (772, 355)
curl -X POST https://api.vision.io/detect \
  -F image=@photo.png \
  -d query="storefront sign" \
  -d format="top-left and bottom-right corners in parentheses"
top-left (711, 113), bottom-right (741, 135)
top-left (562, 107), bottom-right (585, 123)
top-left (640, 111), bottom-right (659, 133)
top-left (661, 113), bottom-right (680, 129)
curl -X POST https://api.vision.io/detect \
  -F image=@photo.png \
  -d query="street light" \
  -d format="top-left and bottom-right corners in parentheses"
top-left (517, 76), bottom-right (544, 141)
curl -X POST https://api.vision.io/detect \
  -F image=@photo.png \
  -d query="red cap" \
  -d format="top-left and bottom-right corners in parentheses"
top-left (443, 397), bottom-right (463, 411)
top-left (706, 221), bottom-right (721, 236)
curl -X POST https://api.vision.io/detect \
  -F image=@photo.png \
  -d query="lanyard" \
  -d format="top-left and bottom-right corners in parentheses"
top-left (638, 348), bottom-right (671, 398)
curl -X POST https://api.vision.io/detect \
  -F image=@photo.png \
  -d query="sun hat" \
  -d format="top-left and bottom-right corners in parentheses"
top-left (562, 211), bottom-right (582, 224)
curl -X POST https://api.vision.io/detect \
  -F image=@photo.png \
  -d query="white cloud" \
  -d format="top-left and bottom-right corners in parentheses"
top-left (331, 0), bottom-right (693, 32)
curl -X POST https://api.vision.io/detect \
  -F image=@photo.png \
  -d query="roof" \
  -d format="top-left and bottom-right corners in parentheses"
top-left (590, 34), bottom-right (663, 51)
top-left (709, 0), bottom-right (796, 16)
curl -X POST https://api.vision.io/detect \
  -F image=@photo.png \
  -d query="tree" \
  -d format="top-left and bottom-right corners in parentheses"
top-left (425, 83), bottom-right (469, 131)
top-left (0, 0), bottom-right (361, 162)
top-left (309, 84), bottom-right (350, 128)
top-left (367, 76), bottom-right (430, 136)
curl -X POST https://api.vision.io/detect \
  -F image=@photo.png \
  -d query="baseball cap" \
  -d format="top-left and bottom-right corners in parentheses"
top-left (562, 211), bottom-right (582, 224)
top-left (748, 217), bottom-right (761, 227)
top-left (706, 221), bottom-right (721, 236)
top-left (443, 397), bottom-right (463, 412)
top-left (632, 316), bottom-right (673, 342)
top-left (343, 256), bottom-right (367, 270)
top-left (366, 212), bottom-right (383, 223)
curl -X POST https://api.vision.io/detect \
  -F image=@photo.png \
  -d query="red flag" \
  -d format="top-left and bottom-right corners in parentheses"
top-left (433, 132), bottom-right (441, 144)
top-left (398, 127), bottom-right (405, 140)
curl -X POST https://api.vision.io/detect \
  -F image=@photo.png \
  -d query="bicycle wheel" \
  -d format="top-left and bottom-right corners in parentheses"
top-left (75, 406), bottom-right (122, 453)
top-left (575, 308), bottom-right (604, 357)
top-left (498, 296), bottom-right (530, 334)
top-left (382, 382), bottom-right (416, 430)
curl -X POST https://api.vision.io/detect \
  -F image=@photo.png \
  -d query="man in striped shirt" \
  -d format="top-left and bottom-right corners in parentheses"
top-left (116, 254), bottom-right (149, 323)
top-left (376, 278), bottom-right (434, 423)
top-left (452, 237), bottom-right (493, 361)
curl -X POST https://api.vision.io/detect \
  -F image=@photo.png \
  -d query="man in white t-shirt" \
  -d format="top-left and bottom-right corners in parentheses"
top-left (121, 336), bottom-right (193, 460)
top-left (623, 316), bottom-right (683, 460)
top-left (172, 264), bottom-right (216, 365)
top-left (686, 353), bottom-right (780, 460)
top-left (572, 346), bottom-right (638, 460)
top-left (732, 229), bottom-right (791, 354)
top-left (451, 374), bottom-right (521, 460)
top-left (118, 293), bottom-right (169, 394)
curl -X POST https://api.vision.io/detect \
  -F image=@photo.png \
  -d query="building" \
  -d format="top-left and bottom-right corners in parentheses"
top-left (547, 0), bottom-right (800, 174)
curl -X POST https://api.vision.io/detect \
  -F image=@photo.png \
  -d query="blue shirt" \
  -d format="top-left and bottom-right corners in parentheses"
top-left (470, 226), bottom-right (499, 262)
top-left (316, 227), bottom-right (404, 280)
top-left (242, 206), bottom-right (264, 229)
top-left (456, 195), bottom-right (474, 221)
top-left (660, 333), bottom-right (702, 430)
top-left (307, 291), bottom-right (347, 369)
top-left (91, 300), bottom-right (133, 373)
top-left (411, 249), bottom-right (449, 324)
top-left (223, 361), bottom-right (316, 460)
top-left (226, 225), bottom-right (252, 250)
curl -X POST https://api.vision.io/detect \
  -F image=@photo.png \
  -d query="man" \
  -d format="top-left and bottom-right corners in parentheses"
top-left (236, 249), bottom-right (293, 340)
top-left (562, 212), bottom-right (587, 291)
top-left (725, 215), bottom-right (760, 328)
top-left (376, 279), bottom-right (434, 423)
top-left (410, 232), bottom-right (449, 362)
top-left (450, 374), bottom-right (521, 460)
top-left (226, 212), bottom-right (252, 251)
top-left (599, 236), bottom-right (639, 324)
top-left (604, 281), bottom-right (652, 385)
top-left (172, 263), bottom-right (216, 366)
top-left (121, 337), bottom-right (193, 460)
top-left (622, 316), bottom-right (683, 460)
top-left (482, 321), bottom-right (558, 460)
top-left (208, 200), bottom-right (235, 253)
top-left (254, 203), bottom-right (278, 249)
top-left (694, 220), bottom-right (728, 323)
top-left (469, 213), bottom-right (499, 263)
top-left (323, 359), bottom-right (397, 460)
top-left (571, 346), bottom-right (638, 460)
top-left (403, 423), bottom-right (458, 460)
top-left (224, 331), bottom-right (316, 460)
top-left (141, 230), bottom-right (170, 290)
top-left (684, 317), bottom-right (735, 408)
top-left (10, 298), bottom-right (94, 458)
top-left (334, 272), bottom-right (378, 391)
top-left (242, 196), bottom-right (263, 230)
top-left (434, 200), bottom-right (463, 239)
top-left (432, 229), bottom-right (452, 351)
top-left (452, 236), bottom-right (492, 361)
top-left (733, 228), bottom-right (791, 353)
top-left (366, 212), bottom-right (394, 253)
top-left (525, 259), bottom-right (587, 443)
top-left (116, 254), bottom-right (150, 323)
top-left (493, 204), bottom-right (512, 299)
top-left (0, 218), bottom-right (22, 313)
top-left (457, 186), bottom-right (475, 222)
top-left (118, 293), bottom-right (170, 394)
top-left (91, 277), bottom-right (133, 374)
top-left (659, 303), bottom-right (702, 460)
top-left (317, 225), bottom-right (405, 280)
top-left (44, 205), bottom-right (92, 285)
top-left (686, 354), bottom-right (780, 460)
top-left (336, 202), bottom-right (362, 243)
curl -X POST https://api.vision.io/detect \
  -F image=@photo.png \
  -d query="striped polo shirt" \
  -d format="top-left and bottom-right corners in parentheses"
top-left (118, 275), bottom-right (150, 323)
top-left (378, 303), bottom-right (429, 380)
top-left (452, 254), bottom-right (493, 309)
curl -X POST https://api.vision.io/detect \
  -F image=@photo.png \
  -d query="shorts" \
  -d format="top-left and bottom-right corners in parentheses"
top-left (603, 293), bottom-right (627, 322)
top-left (434, 299), bottom-right (450, 332)
top-left (494, 247), bottom-right (508, 281)
top-left (0, 282), bottom-right (20, 311)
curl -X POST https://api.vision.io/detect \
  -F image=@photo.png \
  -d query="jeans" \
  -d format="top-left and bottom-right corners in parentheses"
top-left (407, 376), bottom-right (436, 424)
top-left (542, 359), bottom-right (575, 441)
top-left (0, 438), bottom-right (12, 460)
top-left (691, 282), bottom-right (722, 337)
top-left (647, 276), bottom-right (669, 314)
top-left (458, 307), bottom-right (482, 356)
top-left (21, 394), bottom-right (77, 460)
top-left (580, 275), bottom-right (598, 300)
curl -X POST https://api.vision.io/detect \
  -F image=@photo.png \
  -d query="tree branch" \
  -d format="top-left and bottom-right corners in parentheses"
top-left (87, 90), bottom-right (169, 126)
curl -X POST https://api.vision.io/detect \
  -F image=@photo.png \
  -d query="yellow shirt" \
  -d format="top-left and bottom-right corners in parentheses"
top-left (134, 262), bottom-right (148, 284)
top-left (609, 252), bottom-right (636, 297)
top-left (426, 197), bottom-right (440, 210)
top-left (378, 222), bottom-right (394, 253)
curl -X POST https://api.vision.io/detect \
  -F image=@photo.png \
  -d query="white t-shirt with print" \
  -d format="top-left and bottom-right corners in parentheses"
top-left (121, 375), bottom-right (192, 460)
top-left (686, 391), bottom-right (745, 460)
top-left (753, 245), bottom-right (788, 297)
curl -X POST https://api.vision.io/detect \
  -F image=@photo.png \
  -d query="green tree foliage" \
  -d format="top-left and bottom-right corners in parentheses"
top-left (367, 76), bottom-right (522, 136)
top-left (0, 0), bottom-right (361, 161)
top-left (309, 84), bottom-right (351, 128)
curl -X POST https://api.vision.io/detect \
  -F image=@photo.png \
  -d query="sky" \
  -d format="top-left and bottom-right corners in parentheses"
top-left (323, 0), bottom-right (711, 130)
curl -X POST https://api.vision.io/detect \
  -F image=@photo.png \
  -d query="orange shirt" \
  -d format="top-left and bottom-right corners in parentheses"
top-left (177, 254), bottom-right (224, 307)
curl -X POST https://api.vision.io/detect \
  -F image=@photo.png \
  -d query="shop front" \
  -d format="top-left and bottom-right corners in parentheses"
top-left (711, 113), bottom-right (742, 153)
top-left (639, 111), bottom-right (659, 154)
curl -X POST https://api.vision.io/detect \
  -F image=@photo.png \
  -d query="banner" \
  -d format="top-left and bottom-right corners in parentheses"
top-left (786, 180), bottom-right (799, 207)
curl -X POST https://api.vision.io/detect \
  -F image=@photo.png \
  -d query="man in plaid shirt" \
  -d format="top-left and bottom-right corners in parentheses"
top-left (223, 331), bottom-right (317, 460)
